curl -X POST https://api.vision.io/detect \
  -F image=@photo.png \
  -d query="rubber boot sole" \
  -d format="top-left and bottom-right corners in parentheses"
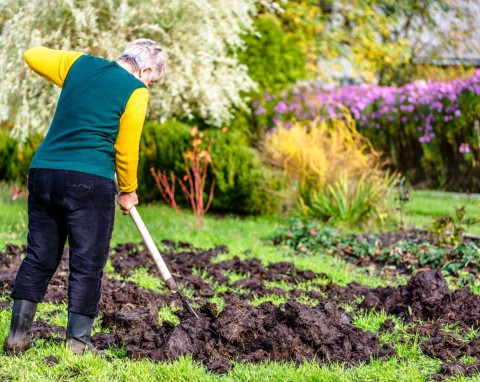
top-left (66, 338), bottom-right (105, 356)
top-left (3, 336), bottom-right (34, 355)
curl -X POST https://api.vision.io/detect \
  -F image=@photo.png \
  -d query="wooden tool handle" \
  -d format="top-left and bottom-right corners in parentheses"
top-left (129, 206), bottom-right (177, 291)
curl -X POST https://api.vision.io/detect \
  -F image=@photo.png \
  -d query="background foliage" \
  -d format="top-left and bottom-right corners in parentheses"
top-left (264, 0), bottom-right (479, 85)
top-left (0, 0), bottom-right (257, 141)
top-left (254, 71), bottom-right (480, 191)
top-left (139, 121), bottom-right (284, 215)
top-left (238, 15), bottom-right (307, 95)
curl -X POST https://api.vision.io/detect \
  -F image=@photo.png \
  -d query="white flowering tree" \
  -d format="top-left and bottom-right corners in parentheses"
top-left (0, 0), bottom-right (257, 141)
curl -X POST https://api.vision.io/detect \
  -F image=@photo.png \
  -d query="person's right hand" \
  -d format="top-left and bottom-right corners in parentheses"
top-left (117, 191), bottom-right (139, 214)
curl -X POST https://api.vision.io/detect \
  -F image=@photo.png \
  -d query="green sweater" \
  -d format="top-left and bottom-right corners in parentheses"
top-left (30, 54), bottom-right (147, 180)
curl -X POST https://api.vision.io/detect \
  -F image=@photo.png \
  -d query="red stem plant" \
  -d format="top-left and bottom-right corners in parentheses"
top-left (150, 169), bottom-right (182, 215)
top-left (151, 126), bottom-right (221, 228)
top-left (11, 185), bottom-right (28, 201)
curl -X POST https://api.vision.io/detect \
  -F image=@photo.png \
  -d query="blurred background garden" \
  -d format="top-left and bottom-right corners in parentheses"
top-left (1, 0), bottom-right (480, 235)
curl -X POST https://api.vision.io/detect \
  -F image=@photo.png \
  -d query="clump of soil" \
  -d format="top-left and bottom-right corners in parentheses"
top-left (104, 297), bottom-right (392, 373)
top-left (0, 244), bottom-right (24, 309)
top-left (359, 268), bottom-right (480, 328)
top-left (430, 360), bottom-right (480, 381)
top-left (357, 268), bottom-right (480, 380)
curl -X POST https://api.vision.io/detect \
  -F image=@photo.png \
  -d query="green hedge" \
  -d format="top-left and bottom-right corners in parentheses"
top-left (138, 120), bottom-right (191, 202)
top-left (0, 128), bottom-right (39, 182)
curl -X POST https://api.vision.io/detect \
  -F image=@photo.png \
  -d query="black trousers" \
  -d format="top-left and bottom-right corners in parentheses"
top-left (12, 168), bottom-right (116, 317)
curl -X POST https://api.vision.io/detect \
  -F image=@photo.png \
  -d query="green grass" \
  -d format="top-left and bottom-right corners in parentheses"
top-left (0, 182), bottom-right (28, 247)
top-left (405, 190), bottom-right (480, 235)
top-left (0, 346), bottom-right (449, 382)
top-left (2, 183), bottom-right (480, 380)
top-left (125, 267), bottom-right (169, 294)
top-left (112, 203), bottom-right (282, 253)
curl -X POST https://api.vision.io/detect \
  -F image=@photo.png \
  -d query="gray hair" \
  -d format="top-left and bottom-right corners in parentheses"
top-left (119, 38), bottom-right (167, 82)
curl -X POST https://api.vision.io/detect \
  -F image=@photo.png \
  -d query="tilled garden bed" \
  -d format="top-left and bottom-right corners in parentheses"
top-left (1, 241), bottom-right (480, 380)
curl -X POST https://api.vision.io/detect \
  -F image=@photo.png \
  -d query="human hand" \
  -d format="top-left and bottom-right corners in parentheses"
top-left (117, 191), bottom-right (139, 214)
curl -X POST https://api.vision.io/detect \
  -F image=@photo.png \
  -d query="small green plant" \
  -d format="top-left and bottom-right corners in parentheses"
top-left (393, 176), bottom-right (411, 230)
top-left (307, 172), bottom-right (394, 227)
top-left (271, 218), bottom-right (336, 253)
top-left (430, 206), bottom-right (480, 245)
top-left (272, 218), bottom-right (480, 285)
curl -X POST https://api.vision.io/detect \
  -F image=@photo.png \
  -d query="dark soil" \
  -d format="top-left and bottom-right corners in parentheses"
top-left (355, 229), bottom-right (436, 247)
top-left (1, 241), bottom-right (480, 380)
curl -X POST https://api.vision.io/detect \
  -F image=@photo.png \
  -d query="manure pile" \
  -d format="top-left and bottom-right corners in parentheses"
top-left (1, 242), bottom-right (480, 380)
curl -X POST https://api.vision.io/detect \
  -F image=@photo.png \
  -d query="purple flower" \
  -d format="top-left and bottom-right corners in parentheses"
top-left (274, 101), bottom-right (288, 114)
top-left (264, 92), bottom-right (273, 101)
top-left (459, 143), bottom-right (471, 154)
top-left (289, 103), bottom-right (302, 112)
top-left (254, 107), bottom-right (266, 116)
top-left (419, 132), bottom-right (435, 143)
top-left (257, 67), bottom-right (480, 141)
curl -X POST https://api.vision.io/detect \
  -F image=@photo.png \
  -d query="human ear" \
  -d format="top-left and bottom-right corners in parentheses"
top-left (141, 67), bottom-right (152, 76)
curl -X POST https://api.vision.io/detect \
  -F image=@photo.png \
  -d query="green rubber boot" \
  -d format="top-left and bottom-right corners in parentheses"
top-left (3, 299), bottom-right (37, 355)
top-left (65, 311), bottom-right (104, 355)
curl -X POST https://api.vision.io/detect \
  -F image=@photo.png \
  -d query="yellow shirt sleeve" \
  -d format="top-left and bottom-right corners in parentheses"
top-left (24, 46), bottom-right (83, 88)
top-left (114, 88), bottom-right (149, 193)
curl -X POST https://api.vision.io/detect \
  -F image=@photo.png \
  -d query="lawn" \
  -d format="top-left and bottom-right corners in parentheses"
top-left (406, 190), bottom-right (480, 235)
top-left (1, 182), bottom-right (480, 381)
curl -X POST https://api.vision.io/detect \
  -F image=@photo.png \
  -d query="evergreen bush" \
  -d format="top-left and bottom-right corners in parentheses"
top-left (209, 129), bottom-right (285, 215)
top-left (230, 15), bottom-right (308, 143)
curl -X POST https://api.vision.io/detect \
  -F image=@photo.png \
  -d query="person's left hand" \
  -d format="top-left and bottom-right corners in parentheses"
top-left (117, 191), bottom-right (139, 214)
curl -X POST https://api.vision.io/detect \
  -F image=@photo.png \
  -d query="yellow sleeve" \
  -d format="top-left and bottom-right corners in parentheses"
top-left (23, 46), bottom-right (83, 88)
top-left (114, 88), bottom-right (149, 193)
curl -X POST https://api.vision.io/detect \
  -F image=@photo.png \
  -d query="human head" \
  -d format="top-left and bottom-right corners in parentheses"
top-left (119, 38), bottom-right (167, 86)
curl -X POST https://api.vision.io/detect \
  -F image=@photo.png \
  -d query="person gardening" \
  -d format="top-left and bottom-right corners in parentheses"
top-left (3, 39), bottom-right (167, 355)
